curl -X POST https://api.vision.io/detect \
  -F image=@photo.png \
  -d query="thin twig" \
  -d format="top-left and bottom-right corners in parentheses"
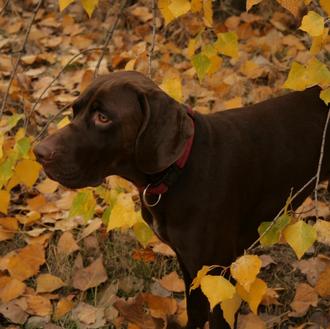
top-left (247, 175), bottom-right (317, 252)
top-left (32, 103), bottom-right (72, 144)
top-left (25, 47), bottom-right (103, 130)
top-left (148, 0), bottom-right (157, 78)
top-left (0, 0), bottom-right (10, 15)
top-left (314, 107), bottom-right (330, 219)
top-left (93, 0), bottom-right (127, 79)
top-left (0, 0), bottom-right (43, 119)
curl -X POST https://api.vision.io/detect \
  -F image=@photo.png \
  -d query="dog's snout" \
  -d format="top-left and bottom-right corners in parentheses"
top-left (34, 143), bottom-right (56, 164)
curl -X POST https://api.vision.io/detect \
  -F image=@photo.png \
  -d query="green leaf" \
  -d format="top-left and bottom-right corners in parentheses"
top-left (192, 53), bottom-right (211, 81)
top-left (69, 189), bottom-right (96, 222)
top-left (0, 155), bottom-right (16, 189)
top-left (283, 220), bottom-right (317, 259)
top-left (0, 114), bottom-right (24, 134)
top-left (258, 213), bottom-right (291, 246)
top-left (102, 206), bottom-right (111, 225)
top-left (15, 137), bottom-right (31, 159)
top-left (133, 220), bottom-right (153, 248)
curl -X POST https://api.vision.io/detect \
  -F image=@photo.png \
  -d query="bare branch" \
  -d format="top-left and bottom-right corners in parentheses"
top-left (0, 0), bottom-right (43, 119)
top-left (32, 103), bottom-right (72, 144)
top-left (148, 0), bottom-right (157, 78)
top-left (314, 107), bottom-right (330, 219)
top-left (93, 0), bottom-right (128, 79)
top-left (25, 47), bottom-right (104, 130)
top-left (0, 0), bottom-right (10, 15)
top-left (247, 174), bottom-right (317, 252)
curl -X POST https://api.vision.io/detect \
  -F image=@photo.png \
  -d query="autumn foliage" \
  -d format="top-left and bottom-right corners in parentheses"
top-left (0, 0), bottom-right (330, 328)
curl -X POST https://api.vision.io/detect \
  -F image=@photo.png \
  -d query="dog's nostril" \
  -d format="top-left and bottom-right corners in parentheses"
top-left (33, 144), bottom-right (56, 163)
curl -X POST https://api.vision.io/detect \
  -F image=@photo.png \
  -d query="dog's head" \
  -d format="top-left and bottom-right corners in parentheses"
top-left (34, 71), bottom-right (194, 189)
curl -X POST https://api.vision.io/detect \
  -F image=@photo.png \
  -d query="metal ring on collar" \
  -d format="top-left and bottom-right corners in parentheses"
top-left (142, 184), bottom-right (162, 207)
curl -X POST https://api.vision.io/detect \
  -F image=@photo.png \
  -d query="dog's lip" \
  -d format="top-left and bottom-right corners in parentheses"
top-left (43, 167), bottom-right (104, 189)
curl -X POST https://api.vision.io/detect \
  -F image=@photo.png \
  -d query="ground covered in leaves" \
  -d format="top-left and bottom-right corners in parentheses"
top-left (0, 0), bottom-right (330, 328)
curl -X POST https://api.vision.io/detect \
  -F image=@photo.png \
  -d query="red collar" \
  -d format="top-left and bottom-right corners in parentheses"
top-left (138, 108), bottom-right (194, 196)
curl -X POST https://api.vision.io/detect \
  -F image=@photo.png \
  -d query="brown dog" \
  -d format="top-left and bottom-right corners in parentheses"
top-left (34, 71), bottom-right (329, 328)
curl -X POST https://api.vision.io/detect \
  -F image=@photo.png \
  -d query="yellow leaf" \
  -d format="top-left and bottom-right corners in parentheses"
top-left (0, 134), bottom-right (4, 159)
top-left (305, 57), bottom-right (330, 87)
top-left (57, 116), bottom-right (71, 128)
top-left (191, 0), bottom-right (202, 12)
top-left (283, 220), bottom-right (317, 259)
top-left (203, 0), bottom-right (213, 27)
top-left (160, 72), bottom-right (183, 102)
top-left (80, 0), bottom-right (99, 17)
top-left (320, 87), bottom-right (330, 105)
top-left (310, 28), bottom-right (329, 55)
top-left (36, 274), bottom-right (65, 293)
top-left (0, 217), bottom-right (18, 241)
top-left (0, 276), bottom-right (26, 302)
top-left (54, 296), bottom-right (74, 320)
top-left (15, 159), bottom-right (41, 188)
top-left (202, 44), bottom-right (223, 76)
top-left (246, 0), bottom-right (263, 11)
top-left (214, 32), bottom-right (239, 58)
top-left (125, 59), bottom-right (136, 71)
top-left (304, 0), bottom-right (312, 4)
top-left (224, 97), bottom-right (242, 110)
top-left (187, 38), bottom-right (197, 59)
top-left (320, 0), bottom-right (330, 16)
top-left (221, 293), bottom-right (241, 329)
top-left (59, 0), bottom-right (75, 11)
top-left (190, 265), bottom-right (218, 291)
top-left (276, 0), bottom-right (304, 17)
top-left (158, 0), bottom-right (175, 25)
top-left (200, 275), bottom-right (235, 310)
top-left (283, 61), bottom-right (308, 91)
top-left (0, 190), bottom-right (10, 214)
top-left (237, 278), bottom-right (267, 314)
top-left (300, 11), bottom-right (324, 37)
top-left (107, 193), bottom-right (137, 231)
top-left (168, 0), bottom-right (191, 18)
top-left (230, 255), bottom-right (262, 292)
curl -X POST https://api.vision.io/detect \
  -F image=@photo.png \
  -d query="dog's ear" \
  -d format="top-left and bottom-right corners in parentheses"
top-left (135, 88), bottom-right (194, 174)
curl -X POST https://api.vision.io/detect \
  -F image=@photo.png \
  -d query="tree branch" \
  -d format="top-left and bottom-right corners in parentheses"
top-left (148, 0), bottom-right (157, 78)
top-left (0, 0), bottom-right (43, 119)
top-left (93, 0), bottom-right (128, 79)
top-left (314, 107), bottom-right (330, 219)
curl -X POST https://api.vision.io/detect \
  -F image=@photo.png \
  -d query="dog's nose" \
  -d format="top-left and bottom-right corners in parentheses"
top-left (33, 143), bottom-right (55, 163)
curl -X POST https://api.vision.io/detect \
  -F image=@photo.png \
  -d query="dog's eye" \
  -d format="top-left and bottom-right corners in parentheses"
top-left (95, 112), bottom-right (111, 125)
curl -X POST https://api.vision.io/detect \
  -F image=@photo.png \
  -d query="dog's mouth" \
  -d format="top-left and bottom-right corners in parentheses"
top-left (42, 163), bottom-right (103, 189)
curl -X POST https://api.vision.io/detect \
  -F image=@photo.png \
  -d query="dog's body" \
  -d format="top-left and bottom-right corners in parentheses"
top-left (34, 72), bottom-right (329, 329)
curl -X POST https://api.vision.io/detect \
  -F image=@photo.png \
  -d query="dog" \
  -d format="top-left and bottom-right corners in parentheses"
top-left (34, 71), bottom-right (329, 328)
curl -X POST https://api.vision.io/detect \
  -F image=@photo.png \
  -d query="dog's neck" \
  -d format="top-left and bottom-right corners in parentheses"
top-left (137, 108), bottom-right (195, 197)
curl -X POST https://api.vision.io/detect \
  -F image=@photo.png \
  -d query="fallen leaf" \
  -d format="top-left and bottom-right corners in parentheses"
top-left (72, 257), bottom-right (108, 291)
top-left (0, 300), bottom-right (28, 324)
top-left (237, 313), bottom-right (266, 329)
top-left (26, 295), bottom-right (52, 316)
top-left (0, 276), bottom-right (26, 302)
top-left (289, 283), bottom-right (318, 317)
top-left (57, 231), bottom-right (80, 256)
top-left (158, 271), bottom-right (185, 293)
top-left (314, 220), bottom-right (330, 246)
top-left (299, 11), bottom-right (324, 37)
top-left (36, 178), bottom-right (59, 194)
top-left (7, 244), bottom-right (45, 281)
top-left (53, 296), bottom-right (74, 320)
top-left (315, 265), bottom-right (330, 297)
top-left (36, 274), bottom-right (65, 293)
